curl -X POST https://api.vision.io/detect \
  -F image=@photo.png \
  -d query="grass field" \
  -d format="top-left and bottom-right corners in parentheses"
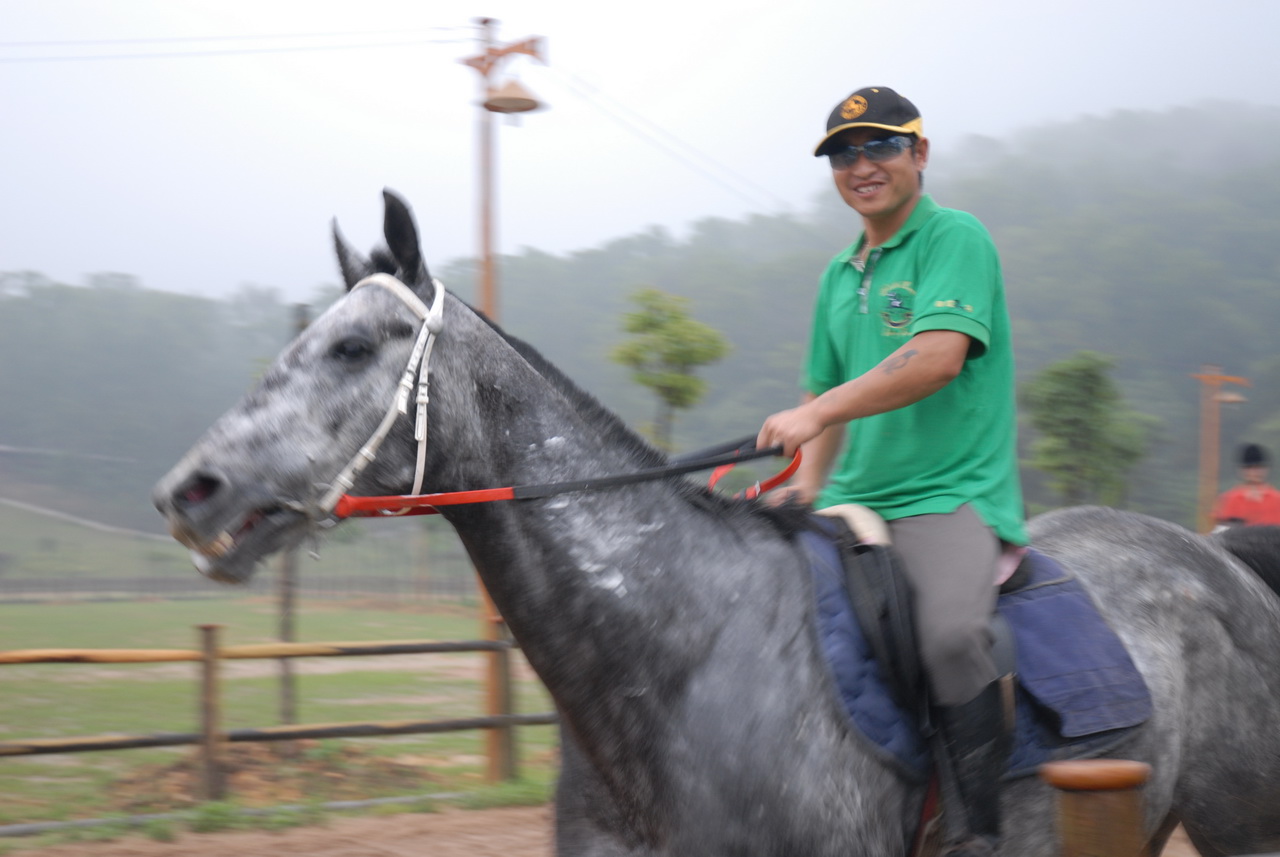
top-left (0, 598), bottom-right (558, 827)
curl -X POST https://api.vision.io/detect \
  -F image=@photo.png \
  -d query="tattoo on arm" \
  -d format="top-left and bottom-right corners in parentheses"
top-left (882, 349), bottom-right (918, 375)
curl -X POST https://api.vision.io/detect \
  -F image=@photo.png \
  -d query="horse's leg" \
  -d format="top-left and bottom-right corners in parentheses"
top-left (997, 778), bottom-right (1063, 856)
top-left (1146, 813), bottom-right (1181, 856)
top-left (554, 725), bottom-right (651, 857)
top-left (1181, 823), bottom-right (1229, 857)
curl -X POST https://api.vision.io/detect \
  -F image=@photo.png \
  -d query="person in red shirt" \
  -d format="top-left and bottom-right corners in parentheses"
top-left (1213, 443), bottom-right (1280, 528)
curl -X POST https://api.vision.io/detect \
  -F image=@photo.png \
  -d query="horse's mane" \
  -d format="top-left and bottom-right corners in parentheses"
top-left (470, 306), bottom-right (812, 540)
top-left (1213, 525), bottom-right (1280, 598)
top-left (474, 311), bottom-right (669, 470)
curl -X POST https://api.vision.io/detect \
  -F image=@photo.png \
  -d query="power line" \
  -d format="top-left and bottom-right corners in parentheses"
top-left (546, 65), bottom-right (793, 214)
top-left (0, 26), bottom-right (470, 49)
top-left (0, 497), bottom-right (170, 541)
top-left (4, 25), bottom-right (825, 241)
top-left (0, 444), bottom-right (136, 464)
top-left (0, 31), bottom-right (469, 63)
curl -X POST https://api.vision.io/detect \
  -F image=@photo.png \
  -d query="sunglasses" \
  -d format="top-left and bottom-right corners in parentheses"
top-left (827, 135), bottom-right (914, 170)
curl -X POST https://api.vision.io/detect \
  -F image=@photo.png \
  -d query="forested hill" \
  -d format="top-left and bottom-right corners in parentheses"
top-left (2, 102), bottom-right (1277, 531)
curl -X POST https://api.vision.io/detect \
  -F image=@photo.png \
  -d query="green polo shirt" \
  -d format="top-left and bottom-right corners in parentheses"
top-left (803, 194), bottom-right (1027, 545)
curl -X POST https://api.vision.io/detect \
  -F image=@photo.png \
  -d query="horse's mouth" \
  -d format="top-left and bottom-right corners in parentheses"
top-left (174, 503), bottom-right (304, 583)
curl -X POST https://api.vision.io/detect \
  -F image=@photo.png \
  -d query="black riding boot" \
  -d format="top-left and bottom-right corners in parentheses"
top-left (938, 678), bottom-right (1011, 857)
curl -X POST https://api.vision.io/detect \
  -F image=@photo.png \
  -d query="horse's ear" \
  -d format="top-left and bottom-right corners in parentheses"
top-left (332, 220), bottom-right (371, 292)
top-left (382, 189), bottom-right (430, 287)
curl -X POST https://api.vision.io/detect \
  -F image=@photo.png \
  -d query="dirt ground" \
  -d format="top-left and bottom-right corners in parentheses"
top-left (12, 806), bottom-right (553, 857)
top-left (10, 807), bottom-right (1202, 857)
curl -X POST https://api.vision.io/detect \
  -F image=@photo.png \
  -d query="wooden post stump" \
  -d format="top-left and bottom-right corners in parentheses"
top-left (1040, 759), bottom-right (1151, 857)
top-left (197, 624), bottom-right (226, 801)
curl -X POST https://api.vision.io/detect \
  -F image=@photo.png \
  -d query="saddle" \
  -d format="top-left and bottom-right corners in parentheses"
top-left (801, 505), bottom-right (1152, 780)
top-left (813, 505), bottom-right (1019, 720)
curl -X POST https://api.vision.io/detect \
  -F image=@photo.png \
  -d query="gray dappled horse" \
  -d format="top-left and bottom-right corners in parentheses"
top-left (154, 191), bottom-right (1280, 856)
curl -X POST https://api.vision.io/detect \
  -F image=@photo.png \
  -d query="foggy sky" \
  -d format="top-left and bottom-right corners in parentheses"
top-left (4, 0), bottom-right (1280, 303)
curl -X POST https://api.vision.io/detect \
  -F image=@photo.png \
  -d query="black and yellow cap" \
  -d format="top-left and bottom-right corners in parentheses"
top-left (813, 86), bottom-right (924, 156)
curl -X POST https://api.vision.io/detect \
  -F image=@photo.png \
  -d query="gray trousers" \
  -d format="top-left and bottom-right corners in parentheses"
top-left (887, 504), bottom-right (1000, 707)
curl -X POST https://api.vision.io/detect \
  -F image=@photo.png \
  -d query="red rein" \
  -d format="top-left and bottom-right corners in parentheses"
top-left (333, 449), bottom-right (802, 519)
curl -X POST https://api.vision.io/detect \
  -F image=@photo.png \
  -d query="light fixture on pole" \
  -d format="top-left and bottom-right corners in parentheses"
top-left (484, 78), bottom-right (541, 114)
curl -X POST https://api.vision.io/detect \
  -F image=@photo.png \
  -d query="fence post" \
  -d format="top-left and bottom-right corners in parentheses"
top-left (1040, 759), bottom-right (1151, 857)
top-left (277, 550), bottom-right (297, 726)
top-left (197, 624), bottom-right (226, 801)
top-left (487, 625), bottom-right (516, 782)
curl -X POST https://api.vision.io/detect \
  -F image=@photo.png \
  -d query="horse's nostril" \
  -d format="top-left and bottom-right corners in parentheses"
top-left (175, 472), bottom-right (223, 508)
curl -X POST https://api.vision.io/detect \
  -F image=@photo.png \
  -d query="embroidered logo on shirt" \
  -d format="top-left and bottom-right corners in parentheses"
top-left (934, 299), bottom-right (975, 313)
top-left (880, 282), bottom-right (914, 335)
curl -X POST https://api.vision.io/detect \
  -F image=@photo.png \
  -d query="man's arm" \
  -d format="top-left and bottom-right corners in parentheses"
top-left (758, 329), bottom-right (971, 458)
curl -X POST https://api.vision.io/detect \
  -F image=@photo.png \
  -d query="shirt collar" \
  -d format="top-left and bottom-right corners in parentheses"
top-left (855, 193), bottom-right (939, 253)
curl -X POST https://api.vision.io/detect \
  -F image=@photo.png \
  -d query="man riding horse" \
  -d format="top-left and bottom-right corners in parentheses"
top-left (758, 86), bottom-right (1023, 857)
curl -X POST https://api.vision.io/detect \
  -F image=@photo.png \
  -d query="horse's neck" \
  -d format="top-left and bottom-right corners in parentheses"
top-left (423, 331), bottom-right (694, 628)
top-left (428, 346), bottom-right (713, 678)
top-left (443, 435), bottom-right (737, 682)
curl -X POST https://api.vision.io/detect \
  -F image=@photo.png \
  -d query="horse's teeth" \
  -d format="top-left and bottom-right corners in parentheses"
top-left (202, 531), bottom-right (235, 558)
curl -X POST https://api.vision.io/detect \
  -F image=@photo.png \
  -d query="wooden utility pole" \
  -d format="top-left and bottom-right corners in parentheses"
top-left (1191, 365), bottom-right (1250, 532)
top-left (460, 18), bottom-right (544, 782)
top-left (278, 303), bottom-right (311, 729)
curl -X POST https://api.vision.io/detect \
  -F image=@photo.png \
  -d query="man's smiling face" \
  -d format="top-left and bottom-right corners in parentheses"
top-left (831, 128), bottom-right (929, 232)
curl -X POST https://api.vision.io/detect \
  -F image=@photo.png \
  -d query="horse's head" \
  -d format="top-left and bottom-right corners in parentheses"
top-left (153, 190), bottom-right (460, 582)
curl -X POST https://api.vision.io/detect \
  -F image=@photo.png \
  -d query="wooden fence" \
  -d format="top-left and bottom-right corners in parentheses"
top-left (0, 625), bottom-right (558, 799)
top-left (1, 629), bottom-right (1173, 854)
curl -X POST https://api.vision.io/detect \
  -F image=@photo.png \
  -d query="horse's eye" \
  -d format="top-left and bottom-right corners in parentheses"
top-left (329, 337), bottom-right (374, 363)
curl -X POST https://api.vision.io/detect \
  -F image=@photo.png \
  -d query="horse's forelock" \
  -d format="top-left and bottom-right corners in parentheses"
top-left (369, 248), bottom-right (398, 275)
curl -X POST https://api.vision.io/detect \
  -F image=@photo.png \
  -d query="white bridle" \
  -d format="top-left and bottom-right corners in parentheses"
top-left (315, 273), bottom-right (446, 516)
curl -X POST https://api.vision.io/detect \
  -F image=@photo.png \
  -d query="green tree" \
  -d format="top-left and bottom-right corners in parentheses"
top-left (610, 288), bottom-right (730, 451)
top-left (1021, 351), bottom-right (1157, 507)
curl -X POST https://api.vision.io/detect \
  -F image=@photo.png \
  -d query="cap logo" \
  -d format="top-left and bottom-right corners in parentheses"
top-left (840, 95), bottom-right (869, 120)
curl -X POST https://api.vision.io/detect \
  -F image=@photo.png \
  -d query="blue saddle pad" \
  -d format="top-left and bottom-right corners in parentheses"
top-left (801, 527), bottom-right (1152, 781)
